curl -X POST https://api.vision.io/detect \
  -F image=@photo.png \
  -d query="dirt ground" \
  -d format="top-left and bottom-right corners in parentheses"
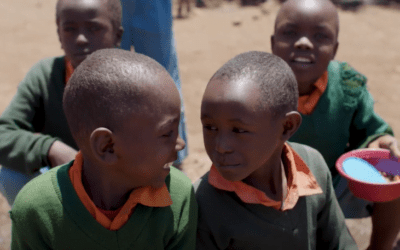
top-left (0, 0), bottom-right (400, 249)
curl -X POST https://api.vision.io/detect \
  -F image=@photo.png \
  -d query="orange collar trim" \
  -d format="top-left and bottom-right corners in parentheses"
top-left (69, 152), bottom-right (173, 230)
top-left (208, 143), bottom-right (322, 211)
top-left (64, 57), bottom-right (74, 84)
top-left (298, 71), bottom-right (328, 115)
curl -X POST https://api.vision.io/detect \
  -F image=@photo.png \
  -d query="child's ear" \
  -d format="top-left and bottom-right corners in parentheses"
top-left (114, 26), bottom-right (124, 48)
top-left (281, 111), bottom-right (302, 141)
top-left (89, 128), bottom-right (118, 164)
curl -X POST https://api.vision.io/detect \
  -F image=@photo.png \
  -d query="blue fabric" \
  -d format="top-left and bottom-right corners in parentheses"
top-left (0, 167), bottom-right (41, 206)
top-left (120, 0), bottom-right (188, 164)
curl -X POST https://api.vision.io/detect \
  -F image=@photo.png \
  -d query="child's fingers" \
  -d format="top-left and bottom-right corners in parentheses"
top-left (368, 135), bottom-right (400, 160)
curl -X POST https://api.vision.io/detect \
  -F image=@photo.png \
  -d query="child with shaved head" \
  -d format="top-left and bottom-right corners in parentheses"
top-left (10, 49), bottom-right (197, 249)
top-left (195, 51), bottom-right (357, 250)
top-left (272, 0), bottom-right (400, 249)
top-left (0, 0), bottom-right (123, 205)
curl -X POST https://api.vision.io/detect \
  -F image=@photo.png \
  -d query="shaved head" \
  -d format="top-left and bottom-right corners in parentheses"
top-left (275, 0), bottom-right (339, 35)
top-left (207, 51), bottom-right (298, 117)
top-left (56, 0), bottom-right (122, 29)
top-left (63, 48), bottom-right (179, 146)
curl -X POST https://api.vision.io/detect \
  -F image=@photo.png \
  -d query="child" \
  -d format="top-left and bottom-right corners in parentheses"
top-left (271, 0), bottom-right (400, 249)
top-left (195, 51), bottom-right (357, 250)
top-left (10, 49), bottom-right (197, 249)
top-left (0, 0), bottom-right (123, 205)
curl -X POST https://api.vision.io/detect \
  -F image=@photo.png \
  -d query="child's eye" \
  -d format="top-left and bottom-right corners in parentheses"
top-left (63, 26), bottom-right (76, 32)
top-left (88, 25), bottom-right (102, 32)
top-left (232, 127), bottom-right (247, 133)
top-left (203, 125), bottom-right (217, 131)
top-left (162, 131), bottom-right (174, 138)
top-left (282, 30), bottom-right (297, 37)
top-left (315, 33), bottom-right (329, 40)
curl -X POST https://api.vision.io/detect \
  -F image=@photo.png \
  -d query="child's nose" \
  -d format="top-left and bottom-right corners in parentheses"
top-left (215, 134), bottom-right (233, 154)
top-left (76, 33), bottom-right (89, 45)
top-left (175, 136), bottom-right (186, 151)
top-left (294, 36), bottom-right (314, 50)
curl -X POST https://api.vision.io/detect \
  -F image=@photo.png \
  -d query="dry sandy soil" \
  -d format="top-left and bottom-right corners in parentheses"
top-left (0, 0), bottom-right (400, 249)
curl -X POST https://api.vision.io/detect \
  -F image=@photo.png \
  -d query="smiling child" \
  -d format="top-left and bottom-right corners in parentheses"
top-left (271, 1), bottom-right (400, 249)
top-left (10, 49), bottom-right (197, 250)
top-left (0, 0), bottom-right (123, 205)
top-left (194, 51), bottom-right (357, 250)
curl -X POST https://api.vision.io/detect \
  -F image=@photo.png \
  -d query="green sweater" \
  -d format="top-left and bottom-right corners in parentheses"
top-left (194, 142), bottom-right (357, 250)
top-left (290, 61), bottom-right (392, 184)
top-left (10, 163), bottom-right (198, 250)
top-left (0, 56), bottom-right (76, 175)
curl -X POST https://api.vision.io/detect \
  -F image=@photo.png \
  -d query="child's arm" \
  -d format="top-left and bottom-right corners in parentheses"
top-left (0, 58), bottom-right (76, 174)
top-left (348, 81), bottom-right (396, 154)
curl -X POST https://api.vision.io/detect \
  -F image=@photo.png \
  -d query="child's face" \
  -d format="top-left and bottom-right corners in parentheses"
top-left (271, 1), bottom-right (338, 92)
top-left (113, 76), bottom-right (184, 189)
top-left (201, 79), bottom-right (285, 182)
top-left (57, 0), bottom-right (122, 69)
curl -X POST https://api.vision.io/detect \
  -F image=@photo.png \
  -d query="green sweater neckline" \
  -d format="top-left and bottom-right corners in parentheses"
top-left (52, 162), bottom-right (155, 248)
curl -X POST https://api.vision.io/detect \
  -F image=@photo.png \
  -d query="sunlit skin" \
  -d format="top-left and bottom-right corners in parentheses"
top-left (201, 78), bottom-right (301, 201)
top-left (57, 0), bottom-right (123, 69)
top-left (80, 72), bottom-right (185, 210)
top-left (271, 0), bottom-right (339, 95)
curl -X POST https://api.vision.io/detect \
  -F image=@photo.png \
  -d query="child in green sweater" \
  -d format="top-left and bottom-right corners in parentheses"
top-left (195, 51), bottom-right (357, 250)
top-left (0, 0), bottom-right (123, 205)
top-left (10, 49), bottom-right (197, 249)
top-left (271, 0), bottom-right (400, 249)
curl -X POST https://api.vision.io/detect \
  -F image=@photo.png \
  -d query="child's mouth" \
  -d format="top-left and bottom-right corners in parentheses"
top-left (292, 57), bottom-right (313, 64)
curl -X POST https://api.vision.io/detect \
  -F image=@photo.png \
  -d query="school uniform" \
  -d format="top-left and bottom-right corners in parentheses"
top-left (194, 142), bottom-right (357, 250)
top-left (10, 153), bottom-right (197, 250)
top-left (290, 60), bottom-right (392, 186)
top-left (0, 56), bottom-right (76, 205)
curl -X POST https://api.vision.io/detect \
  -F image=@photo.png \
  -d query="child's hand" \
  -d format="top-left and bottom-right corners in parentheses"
top-left (368, 135), bottom-right (400, 159)
top-left (47, 141), bottom-right (78, 167)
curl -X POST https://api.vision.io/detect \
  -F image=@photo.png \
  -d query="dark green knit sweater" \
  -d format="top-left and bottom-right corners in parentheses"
top-left (290, 61), bottom-right (392, 185)
top-left (194, 142), bottom-right (357, 250)
top-left (10, 164), bottom-right (198, 250)
top-left (0, 56), bottom-right (77, 175)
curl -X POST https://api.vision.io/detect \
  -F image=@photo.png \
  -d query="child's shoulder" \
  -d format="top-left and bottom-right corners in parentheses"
top-left (27, 56), bottom-right (65, 76)
top-left (288, 142), bottom-right (332, 191)
top-left (10, 164), bottom-right (67, 220)
top-left (166, 166), bottom-right (196, 202)
top-left (328, 60), bottom-right (368, 93)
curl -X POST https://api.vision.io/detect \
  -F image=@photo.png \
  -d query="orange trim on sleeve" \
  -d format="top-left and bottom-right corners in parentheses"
top-left (298, 71), bottom-right (328, 115)
top-left (64, 58), bottom-right (74, 84)
top-left (69, 152), bottom-right (173, 230)
top-left (208, 143), bottom-right (322, 211)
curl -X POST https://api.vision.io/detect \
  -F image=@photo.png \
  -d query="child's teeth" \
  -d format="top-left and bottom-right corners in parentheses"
top-left (295, 57), bottom-right (311, 63)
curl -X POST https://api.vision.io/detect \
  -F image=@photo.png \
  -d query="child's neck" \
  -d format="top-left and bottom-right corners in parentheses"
top-left (298, 82), bottom-right (316, 96)
top-left (243, 152), bottom-right (288, 202)
top-left (81, 160), bottom-right (132, 211)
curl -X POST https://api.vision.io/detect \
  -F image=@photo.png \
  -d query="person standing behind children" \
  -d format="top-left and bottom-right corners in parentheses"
top-left (195, 51), bottom-right (357, 250)
top-left (271, 0), bottom-right (400, 249)
top-left (10, 48), bottom-right (197, 250)
top-left (120, 0), bottom-right (188, 166)
top-left (0, 0), bottom-right (124, 205)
